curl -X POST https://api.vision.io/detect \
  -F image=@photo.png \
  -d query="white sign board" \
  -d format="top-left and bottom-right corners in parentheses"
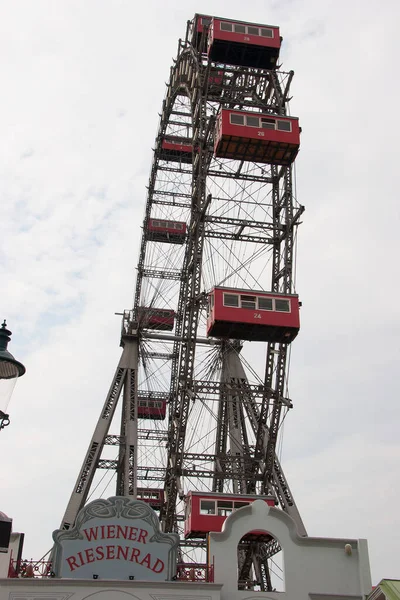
top-left (52, 497), bottom-right (179, 581)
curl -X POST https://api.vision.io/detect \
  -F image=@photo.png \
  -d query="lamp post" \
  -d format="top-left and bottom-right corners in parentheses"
top-left (0, 321), bottom-right (26, 431)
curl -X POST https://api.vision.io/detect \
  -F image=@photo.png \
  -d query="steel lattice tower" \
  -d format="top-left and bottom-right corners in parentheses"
top-left (60, 14), bottom-right (306, 590)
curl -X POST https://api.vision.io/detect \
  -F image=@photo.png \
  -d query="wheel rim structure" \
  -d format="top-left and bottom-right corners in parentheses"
top-left (60, 14), bottom-right (306, 592)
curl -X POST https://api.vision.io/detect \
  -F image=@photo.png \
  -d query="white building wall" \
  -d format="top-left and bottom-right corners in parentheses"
top-left (0, 533), bottom-right (23, 579)
top-left (0, 578), bottom-right (222, 600)
top-left (209, 501), bottom-right (372, 600)
top-left (0, 501), bottom-right (372, 600)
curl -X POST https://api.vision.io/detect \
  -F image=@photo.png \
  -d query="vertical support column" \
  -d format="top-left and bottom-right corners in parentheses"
top-left (60, 359), bottom-right (127, 530)
top-left (116, 336), bottom-right (139, 498)
top-left (60, 320), bottom-right (141, 533)
top-left (213, 343), bottom-right (251, 494)
top-left (212, 395), bottom-right (227, 493)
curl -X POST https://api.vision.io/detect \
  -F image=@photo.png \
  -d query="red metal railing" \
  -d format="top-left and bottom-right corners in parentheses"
top-left (9, 559), bottom-right (52, 578)
top-left (176, 562), bottom-right (214, 582)
top-left (9, 559), bottom-right (214, 582)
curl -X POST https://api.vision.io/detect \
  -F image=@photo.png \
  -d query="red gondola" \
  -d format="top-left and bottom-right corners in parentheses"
top-left (138, 308), bottom-right (175, 331)
top-left (184, 492), bottom-right (275, 538)
top-left (207, 17), bottom-right (281, 69)
top-left (192, 15), bottom-right (280, 69)
top-left (160, 136), bottom-right (193, 164)
top-left (207, 287), bottom-right (300, 343)
top-left (214, 109), bottom-right (300, 166)
top-left (147, 218), bottom-right (186, 244)
top-left (136, 488), bottom-right (164, 509)
top-left (137, 395), bottom-right (167, 420)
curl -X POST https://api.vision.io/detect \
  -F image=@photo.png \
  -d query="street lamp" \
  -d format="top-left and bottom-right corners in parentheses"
top-left (0, 321), bottom-right (26, 431)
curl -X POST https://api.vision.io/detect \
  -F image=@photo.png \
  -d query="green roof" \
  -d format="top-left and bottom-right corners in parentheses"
top-left (378, 580), bottom-right (400, 600)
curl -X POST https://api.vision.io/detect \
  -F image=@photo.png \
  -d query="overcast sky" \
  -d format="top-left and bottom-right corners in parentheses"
top-left (1, 0), bottom-right (399, 586)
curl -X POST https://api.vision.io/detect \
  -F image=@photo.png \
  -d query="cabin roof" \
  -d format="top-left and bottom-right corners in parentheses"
top-left (187, 491), bottom-right (275, 501)
top-left (194, 13), bottom-right (279, 30)
top-left (210, 286), bottom-right (299, 298)
top-left (219, 108), bottom-right (299, 121)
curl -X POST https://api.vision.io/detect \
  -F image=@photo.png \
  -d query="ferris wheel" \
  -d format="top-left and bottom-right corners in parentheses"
top-left (59, 13), bottom-right (306, 591)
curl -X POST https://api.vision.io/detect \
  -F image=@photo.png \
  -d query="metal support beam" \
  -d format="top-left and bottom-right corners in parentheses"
top-left (60, 335), bottom-right (139, 530)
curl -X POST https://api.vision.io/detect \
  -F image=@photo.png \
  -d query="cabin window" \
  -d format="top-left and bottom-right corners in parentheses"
top-left (140, 490), bottom-right (157, 499)
top-left (277, 120), bottom-right (292, 132)
top-left (218, 22), bottom-right (275, 39)
top-left (210, 294), bottom-right (215, 308)
top-left (230, 113), bottom-right (245, 126)
top-left (217, 500), bottom-right (233, 516)
top-left (201, 17), bottom-right (212, 26)
top-left (241, 295), bottom-right (256, 309)
top-left (150, 309), bottom-right (171, 317)
top-left (138, 400), bottom-right (147, 407)
top-left (200, 500), bottom-right (216, 515)
top-left (275, 299), bottom-right (290, 312)
top-left (234, 501), bottom-right (250, 509)
top-left (261, 28), bottom-right (274, 38)
top-left (247, 26), bottom-right (259, 36)
top-left (258, 297), bottom-right (273, 310)
top-left (220, 22), bottom-right (233, 32)
top-left (224, 293), bottom-right (239, 307)
top-left (246, 115), bottom-right (260, 128)
top-left (261, 117), bottom-right (276, 130)
top-left (175, 222), bottom-right (184, 230)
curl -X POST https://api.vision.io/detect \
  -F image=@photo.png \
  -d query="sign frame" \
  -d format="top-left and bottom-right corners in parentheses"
top-left (52, 497), bottom-right (179, 580)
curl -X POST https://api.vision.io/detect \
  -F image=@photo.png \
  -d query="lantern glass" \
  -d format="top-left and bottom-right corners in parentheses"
top-left (0, 322), bottom-right (26, 423)
top-left (0, 375), bottom-right (18, 414)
